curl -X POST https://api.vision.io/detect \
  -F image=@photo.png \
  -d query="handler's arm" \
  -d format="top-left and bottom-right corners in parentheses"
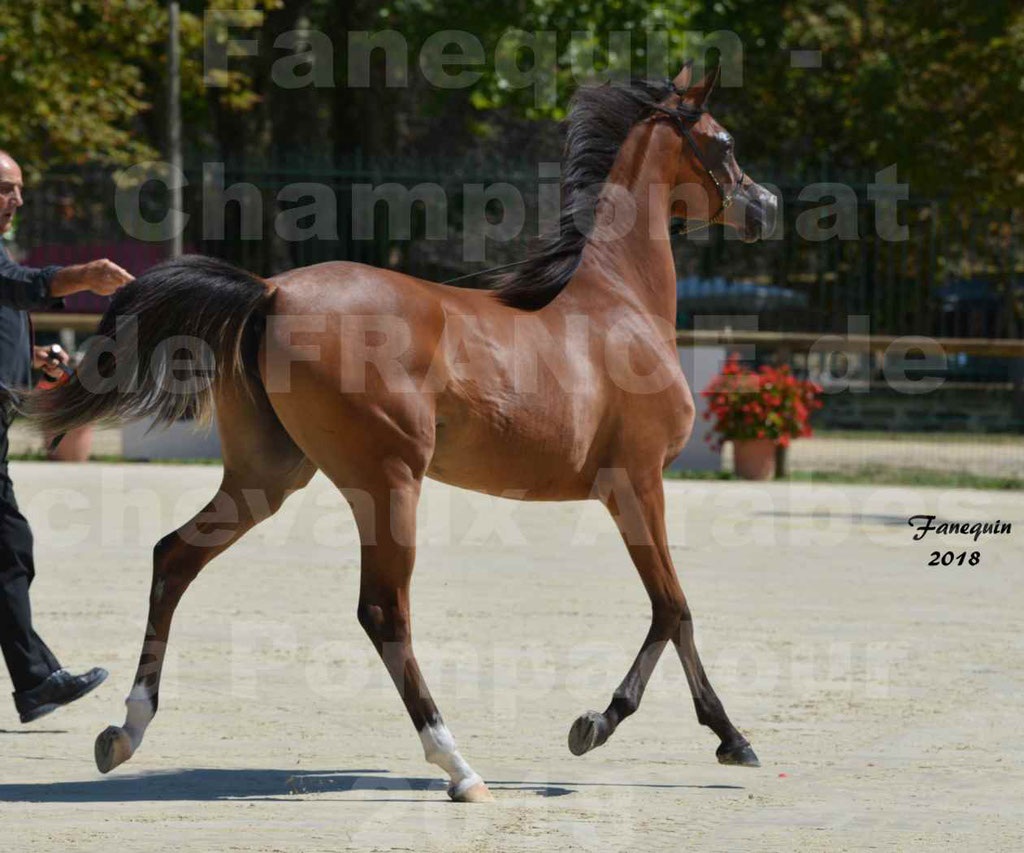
top-left (0, 248), bottom-right (64, 310)
top-left (0, 250), bottom-right (132, 307)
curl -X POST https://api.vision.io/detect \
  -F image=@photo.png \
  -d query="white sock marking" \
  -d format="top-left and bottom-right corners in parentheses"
top-left (123, 683), bottom-right (156, 750)
top-left (419, 721), bottom-right (482, 794)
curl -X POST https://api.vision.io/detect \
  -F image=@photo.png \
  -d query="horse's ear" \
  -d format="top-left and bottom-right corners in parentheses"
top-left (671, 60), bottom-right (694, 92)
top-left (686, 64), bottom-right (722, 107)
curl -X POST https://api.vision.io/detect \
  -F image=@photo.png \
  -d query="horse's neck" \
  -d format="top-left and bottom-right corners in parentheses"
top-left (569, 122), bottom-right (679, 321)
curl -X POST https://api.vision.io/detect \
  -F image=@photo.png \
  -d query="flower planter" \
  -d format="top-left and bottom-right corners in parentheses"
top-left (732, 438), bottom-right (777, 480)
top-left (701, 355), bottom-right (824, 476)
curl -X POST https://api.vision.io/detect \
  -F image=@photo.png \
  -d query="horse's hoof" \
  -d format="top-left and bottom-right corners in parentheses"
top-left (448, 778), bottom-right (494, 803)
top-left (95, 726), bottom-right (133, 773)
top-left (716, 740), bottom-right (760, 767)
top-left (568, 710), bottom-right (608, 756)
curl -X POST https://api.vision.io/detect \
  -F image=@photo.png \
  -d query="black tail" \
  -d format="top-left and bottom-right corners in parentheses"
top-left (21, 255), bottom-right (272, 437)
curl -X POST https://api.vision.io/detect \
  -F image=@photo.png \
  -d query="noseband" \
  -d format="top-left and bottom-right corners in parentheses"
top-left (649, 99), bottom-right (746, 236)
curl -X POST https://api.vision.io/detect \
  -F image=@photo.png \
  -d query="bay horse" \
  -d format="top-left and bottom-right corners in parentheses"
top-left (26, 62), bottom-right (776, 802)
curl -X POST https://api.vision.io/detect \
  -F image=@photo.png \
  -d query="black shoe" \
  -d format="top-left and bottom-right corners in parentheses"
top-left (14, 667), bottom-right (109, 723)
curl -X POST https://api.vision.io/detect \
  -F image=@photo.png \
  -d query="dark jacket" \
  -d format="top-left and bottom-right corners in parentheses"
top-left (0, 241), bottom-right (63, 412)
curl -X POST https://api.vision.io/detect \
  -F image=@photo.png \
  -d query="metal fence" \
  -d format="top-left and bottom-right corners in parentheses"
top-left (16, 160), bottom-right (1023, 336)
top-left (12, 161), bottom-right (1024, 477)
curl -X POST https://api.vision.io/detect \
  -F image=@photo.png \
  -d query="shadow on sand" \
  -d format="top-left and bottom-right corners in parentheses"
top-left (0, 767), bottom-right (742, 803)
top-left (757, 510), bottom-right (910, 526)
top-left (0, 729), bottom-right (68, 735)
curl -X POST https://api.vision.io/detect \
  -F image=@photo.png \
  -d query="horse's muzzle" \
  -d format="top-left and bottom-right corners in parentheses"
top-left (738, 184), bottom-right (778, 243)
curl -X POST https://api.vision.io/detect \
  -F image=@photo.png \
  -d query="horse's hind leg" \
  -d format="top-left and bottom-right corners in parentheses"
top-left (95, 387), bottom-right (316, 773)
top-left (568, 468), bottom-right (758, 767)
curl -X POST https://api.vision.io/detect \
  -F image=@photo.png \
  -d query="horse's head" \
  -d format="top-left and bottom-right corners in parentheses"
top-left (662, 62), bottom-right (777, 242)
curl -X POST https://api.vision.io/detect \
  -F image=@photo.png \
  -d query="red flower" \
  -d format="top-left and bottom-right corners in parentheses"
top-left (699, 359), bottom-right (824, 446)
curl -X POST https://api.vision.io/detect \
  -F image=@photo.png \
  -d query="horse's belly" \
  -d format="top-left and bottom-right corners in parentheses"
top-left (427, 451), bottom-right (596, 501)
top-left (426, 403), bottom-right (600, 501)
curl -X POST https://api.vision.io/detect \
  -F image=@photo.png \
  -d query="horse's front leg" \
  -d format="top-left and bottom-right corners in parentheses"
top-left (567, 468), bottom-right (758, 767)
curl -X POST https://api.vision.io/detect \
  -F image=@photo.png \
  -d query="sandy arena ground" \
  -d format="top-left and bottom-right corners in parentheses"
top-left (1, 461), bottom-right (1022, 851)
top-left (10, 423), bottom-right (1024, 480)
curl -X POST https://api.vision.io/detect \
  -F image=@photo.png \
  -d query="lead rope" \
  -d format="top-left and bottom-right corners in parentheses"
top-left (442, 257), bottom-right (534, 285)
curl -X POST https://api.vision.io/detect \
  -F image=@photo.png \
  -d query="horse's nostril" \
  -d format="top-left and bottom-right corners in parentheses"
top-left (761, 196), bottom-right (779, 236)
top-left (744, 203), bottom-right (768, 240)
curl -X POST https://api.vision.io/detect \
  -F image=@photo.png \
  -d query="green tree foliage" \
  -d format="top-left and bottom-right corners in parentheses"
top-left (377, 0), bottom-right (699, 118)
top-left (0, 0), bottom-right (164, 168)
top-left (1, 0), bottom-right (1020, 204)
top-left (691, 0), bottom-right (1024, 204)
top-left (0, 0), bottom-right (276, 171)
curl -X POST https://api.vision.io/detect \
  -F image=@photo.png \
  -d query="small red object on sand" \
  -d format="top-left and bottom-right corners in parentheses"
top-left (778, 772), bottom-right (789, 778)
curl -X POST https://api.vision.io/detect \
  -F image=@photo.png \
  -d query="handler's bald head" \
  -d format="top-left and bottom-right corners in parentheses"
top-left (0, 151), bottom-right (24, 234)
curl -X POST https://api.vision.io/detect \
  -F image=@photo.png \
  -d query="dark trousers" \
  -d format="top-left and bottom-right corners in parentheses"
top-left (0, 423), bottom-right (60, 693)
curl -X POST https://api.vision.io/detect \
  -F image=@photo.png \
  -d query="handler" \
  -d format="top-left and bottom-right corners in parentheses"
top-left (0, 149), bottom-right (132, 722)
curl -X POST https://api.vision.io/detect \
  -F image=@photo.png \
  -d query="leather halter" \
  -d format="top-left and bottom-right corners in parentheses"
top-left (649, 101), bottom-right (746, 236)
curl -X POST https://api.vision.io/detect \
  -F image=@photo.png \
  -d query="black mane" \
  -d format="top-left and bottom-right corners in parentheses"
top-left (488, 78), bottom-right (698, 311)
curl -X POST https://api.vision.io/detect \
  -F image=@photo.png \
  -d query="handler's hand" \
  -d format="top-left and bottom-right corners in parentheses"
top-left (33, 344), bottom-right (70, 378)
top-left (51, 259), bottom-right (133, 297)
